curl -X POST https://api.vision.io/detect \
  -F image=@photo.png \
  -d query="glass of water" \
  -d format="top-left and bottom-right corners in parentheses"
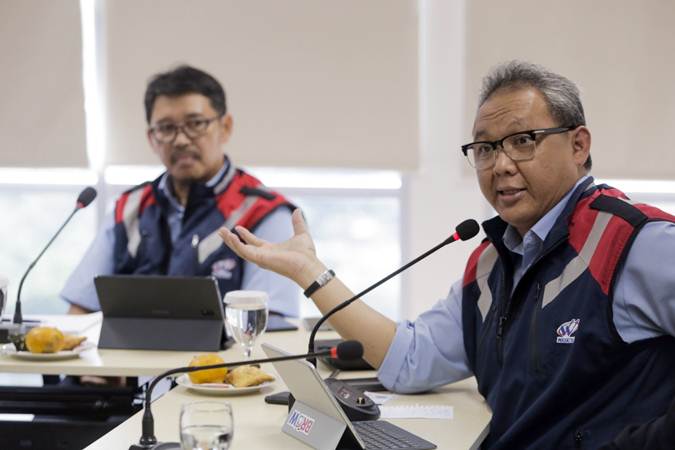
top-left (180, 401), bottom-right (233, 450)
top-left (224, 290), bottom-right (269, 359)
top-left (0, 275), bottom-right (7, 319)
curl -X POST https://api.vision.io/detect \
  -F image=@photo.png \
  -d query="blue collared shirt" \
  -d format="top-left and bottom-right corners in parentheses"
top-left (378, 177), bottom-right (675, 393)
top-left (60, 160), bottom-right (300, 316)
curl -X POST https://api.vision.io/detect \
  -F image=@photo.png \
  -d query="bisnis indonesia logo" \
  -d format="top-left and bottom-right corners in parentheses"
top-left (556, 318), bottom-right (580, 344)
top-left (287, 410), bottom-right (315, 435)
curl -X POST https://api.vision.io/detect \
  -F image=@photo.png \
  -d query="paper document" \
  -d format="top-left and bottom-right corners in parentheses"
top-left (364, 391), bottom-right (399, 405)
top-left (29, 312), bottom-right (103, 334)
top-left (379, 404), bottom-right (454, 420)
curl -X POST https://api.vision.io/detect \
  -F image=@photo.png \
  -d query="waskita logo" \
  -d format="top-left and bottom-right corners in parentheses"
top-left (211, 258), bottom-right (237, 279)
top-left (287, 410), bottom-right (315, 435)
top-left (556, 318), bottom-right (580, 344)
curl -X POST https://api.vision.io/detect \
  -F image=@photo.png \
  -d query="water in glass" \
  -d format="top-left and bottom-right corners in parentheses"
top-left (180, 401), bottom-right (233, 450)
top-left (225, 293), bottom-right (268, 358)
top-left (180, 424), bottom-right (232, 450)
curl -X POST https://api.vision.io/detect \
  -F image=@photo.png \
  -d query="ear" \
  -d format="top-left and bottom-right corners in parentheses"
top-left (218, 114), bottom-right (234, 145)
top-left (147, 128), bottom-right (161, 155)
top-left (571, 126), bottom-right (591, 169)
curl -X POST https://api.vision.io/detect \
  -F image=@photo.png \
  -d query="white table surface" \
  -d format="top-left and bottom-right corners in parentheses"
top-left (1, 314), bottom-right (491, 449)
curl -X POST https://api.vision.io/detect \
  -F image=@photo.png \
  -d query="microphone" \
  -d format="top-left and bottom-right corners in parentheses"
top-left (307, 219), bottom-right (480, 366)
top-left (130, 340), bottom-right (363, 450)
top-left (12, 186), bottom-right (98, 325)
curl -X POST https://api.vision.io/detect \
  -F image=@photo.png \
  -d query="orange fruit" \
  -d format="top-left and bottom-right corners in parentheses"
top-left (187, 354), bottom-right (228, 384)
top-left (25, 327), bottom-right (65, 353)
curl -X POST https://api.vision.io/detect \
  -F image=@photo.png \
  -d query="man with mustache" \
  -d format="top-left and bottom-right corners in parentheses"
top-left (219, 61), bottom-right (675, 449)
top-left (62, 65), bottom-right (298, 318)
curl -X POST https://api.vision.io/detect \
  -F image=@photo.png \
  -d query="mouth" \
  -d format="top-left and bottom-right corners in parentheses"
top-left (497, 187), bottom-right (526, 203)
top-left (171, 150), bottom-right (200, 165)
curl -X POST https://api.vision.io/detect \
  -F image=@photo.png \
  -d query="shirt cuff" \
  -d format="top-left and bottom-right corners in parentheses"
top-left (377, 320), bottom-right (415, 390)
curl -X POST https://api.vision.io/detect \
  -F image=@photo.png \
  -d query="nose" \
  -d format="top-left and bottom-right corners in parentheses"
top-left (492, 147), bottom-right (517, 175)
top-left (173, 125), bottom-right (192, 145)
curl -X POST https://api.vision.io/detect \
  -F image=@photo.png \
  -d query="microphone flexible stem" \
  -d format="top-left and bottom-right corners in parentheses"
top-left (13, 207), bottom-right (78, 324)
top-left (138, 348), bottom-right (334, 447)
top-left (307, 235), bottom-right (455, 366)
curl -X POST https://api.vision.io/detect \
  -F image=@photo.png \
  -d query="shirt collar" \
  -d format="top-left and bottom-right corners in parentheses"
top-left (503, 175), bottom-right (591, 254)
top-left (157, 158), bottom-right (230, 212)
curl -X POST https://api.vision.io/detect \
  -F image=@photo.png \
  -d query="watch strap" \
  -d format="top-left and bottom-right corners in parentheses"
top-left (303, 269), bottom-right (336, 298)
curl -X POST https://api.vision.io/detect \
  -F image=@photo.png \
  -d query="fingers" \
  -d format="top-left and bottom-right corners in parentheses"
top-left (218, 227), bottom-right (246, 255)
top-left (218, 226), bottom-right (267, 265)
top-left (291, 208), bottom-right (309, 236)
top-left (235, 225), bottom-right (266, 247)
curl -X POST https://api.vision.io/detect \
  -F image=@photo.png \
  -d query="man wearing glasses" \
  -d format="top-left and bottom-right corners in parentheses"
top-left (219, 61), bottom-right (675, 448)
top-left (62, 65), bottom-right (299, 318)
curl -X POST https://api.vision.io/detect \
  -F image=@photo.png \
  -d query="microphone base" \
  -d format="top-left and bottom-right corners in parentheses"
top-left (129, 442), bottom-right (180, 450)
top-left (0, 321), bottom-right (39, 344)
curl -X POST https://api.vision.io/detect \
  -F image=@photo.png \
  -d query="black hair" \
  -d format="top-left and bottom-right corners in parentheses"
top-left (144, 65), bottom-right (226, 123)
top-left (480, 61), bottom-right (591, 171)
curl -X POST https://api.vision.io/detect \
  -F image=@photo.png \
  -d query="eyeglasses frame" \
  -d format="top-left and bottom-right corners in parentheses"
top-left (460, 125), bottom-right (579, 169)
top-left (148, 115), bottom-right (224, 144)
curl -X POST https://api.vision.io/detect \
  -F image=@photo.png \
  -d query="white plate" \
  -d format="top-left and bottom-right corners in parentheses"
top-left (175, 374), bottom-right (274, 396)
top-left (3, 341), bottom-right (95, 361)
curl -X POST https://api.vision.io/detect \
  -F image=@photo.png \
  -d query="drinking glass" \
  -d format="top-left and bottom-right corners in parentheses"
top-left (224, 290), bottom-right (269, 359)
top-left (0, 276), bottom-right (7, 319)
top-left (180, 401), bottom-right (233, 450)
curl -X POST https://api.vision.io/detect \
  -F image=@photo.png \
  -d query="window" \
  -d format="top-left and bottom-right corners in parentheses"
top-left (0, 183), bottom-right (97, 314)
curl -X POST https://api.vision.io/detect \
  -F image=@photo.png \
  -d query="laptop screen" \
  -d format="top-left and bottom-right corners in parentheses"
top-left (94, 275), bottom-right (224, 320)
top-left (262, 342), bottom-right (367, 449)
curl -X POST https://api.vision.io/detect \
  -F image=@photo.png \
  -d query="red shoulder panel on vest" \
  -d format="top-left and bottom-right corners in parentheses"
top-left (138, 185), bottom-right (156, 215)
top-left (580, 190), bottom-right (674, 295)
top-left (463, 240), bottom-right (491, 287)
top-left (568, 191), bottom-right (603, 255)
top-left (216, 171), bottom-right (291, 231)
top-left (590, 195), bottom-right (647, 227)
top-left (114, 183), bottom-right (155, 224)
top-left (589, 214), bottom-right (635, 295)
top-left (115, 192), bottom-right (131, 224)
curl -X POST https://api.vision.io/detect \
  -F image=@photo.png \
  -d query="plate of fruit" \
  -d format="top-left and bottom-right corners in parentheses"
top-left (4, 326), bottom-right (93, 361)
top-left (176, 354), bottom-right (275, 395)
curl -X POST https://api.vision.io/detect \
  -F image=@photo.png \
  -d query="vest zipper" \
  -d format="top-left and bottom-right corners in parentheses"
top-left (497, 268), bottom-right (511, 366)
top-left (496, 314), bottom-right (508, 365)
top-left (496, 268), bottom-right (511, 366)
top-left (574, 431), bottom-right (583, 448)
top-left (529, 282), bottom-right (543, 373)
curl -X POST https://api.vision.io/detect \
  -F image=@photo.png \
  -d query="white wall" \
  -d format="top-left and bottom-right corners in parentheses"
top-left (402, 0), bottom-right (489, 319)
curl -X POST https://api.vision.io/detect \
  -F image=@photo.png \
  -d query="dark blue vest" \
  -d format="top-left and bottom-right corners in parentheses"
top-left (462, 179), bottom-right (675, 449)
top-left (112, 164), bottom-right (293, 297)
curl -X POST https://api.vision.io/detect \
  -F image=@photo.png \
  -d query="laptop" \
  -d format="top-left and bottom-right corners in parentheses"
top-left (95, 275), bottom-right (227, 351)
top-left (262, 343), bottom-right (437, 450)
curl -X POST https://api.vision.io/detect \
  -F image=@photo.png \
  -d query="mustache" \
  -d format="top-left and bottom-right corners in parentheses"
top-left (169, 148), bottom-right (201, 164)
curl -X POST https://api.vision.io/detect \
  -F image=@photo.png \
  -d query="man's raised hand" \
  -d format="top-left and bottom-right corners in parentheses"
top-left (218, 208), bottom-right (325, 286)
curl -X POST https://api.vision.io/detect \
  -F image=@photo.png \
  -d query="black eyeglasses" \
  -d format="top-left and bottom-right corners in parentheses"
top-left (148, 116), bottom-right (222, 144)
top-left (461, 126), bottom-right (578, 170)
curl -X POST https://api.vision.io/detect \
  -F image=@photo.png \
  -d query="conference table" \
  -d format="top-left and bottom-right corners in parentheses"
top-left (1, 314), bottom-right (491, 449)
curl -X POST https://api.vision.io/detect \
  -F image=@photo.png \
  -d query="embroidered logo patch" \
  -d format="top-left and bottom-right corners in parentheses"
top-left (211, 258), bottom-right (237, 279)
top-left (556, 318), bottom-right (580, 344)
top-left (286, 409), bottom-right (315, 435)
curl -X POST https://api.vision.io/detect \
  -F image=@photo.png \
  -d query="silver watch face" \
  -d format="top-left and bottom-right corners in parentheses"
top-left (317, 270), bottom-right (334, 286)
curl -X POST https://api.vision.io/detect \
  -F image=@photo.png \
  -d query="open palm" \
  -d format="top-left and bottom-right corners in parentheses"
top-left (218, 209), bottom-right (318, 283)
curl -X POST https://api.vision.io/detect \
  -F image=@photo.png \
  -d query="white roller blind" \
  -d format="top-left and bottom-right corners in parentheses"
top-left (104, 0), bottom-right (419, 170)
top-left (465, 0), bottom-right (675, 180)
top-left (0, 0), bottom-right (87, 168)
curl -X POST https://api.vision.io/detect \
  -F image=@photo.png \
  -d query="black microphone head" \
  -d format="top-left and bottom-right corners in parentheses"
top-left (455, 219), bottom-right (480, 241)
top-left (335, 340), bottom-right (364, 361)
top-left (76, 186), bottom-right (97, 209)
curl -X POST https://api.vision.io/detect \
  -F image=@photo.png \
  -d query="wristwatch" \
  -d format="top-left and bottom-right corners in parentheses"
top-left (303, 269), bottom-right (336, 298)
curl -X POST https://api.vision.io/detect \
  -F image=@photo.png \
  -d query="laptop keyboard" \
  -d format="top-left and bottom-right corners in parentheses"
top-left (352, 420), bottom-right (436, 450)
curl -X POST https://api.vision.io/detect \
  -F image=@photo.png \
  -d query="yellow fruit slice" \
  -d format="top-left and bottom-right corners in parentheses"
top-left (25, 326), bottom-right (65, 354)
top-left (187, 354), bottom-right (228, 384)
